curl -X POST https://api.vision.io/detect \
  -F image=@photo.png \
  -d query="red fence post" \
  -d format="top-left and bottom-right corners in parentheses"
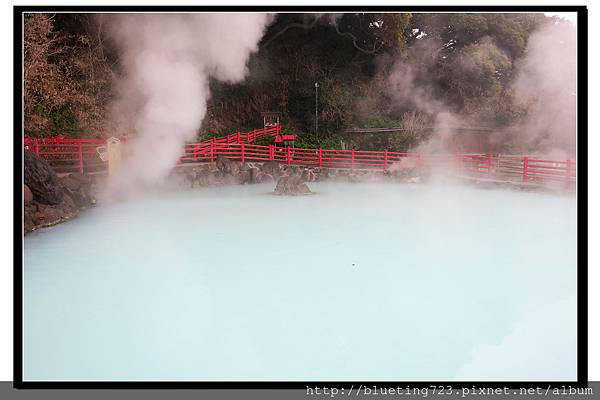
top-left (383, 149), bottom-right (388, 171)
top-left (565, 159), bottom-right (572, 189)
top-left (351, 148), bottom-right (355, 171)
top-left (78, 142), bottom-right (84, 173)
top-left (210, 141), bottom-right (215, 162)
top-left (287, 146), bottom-right (291, 165)
top-left (319, 147), bottom-right (323, 168)
top-left (237, 131), bottom-right (241, 143)
top-left (522, 156), bottom-right (529, 182)
top-left (269, 144), bottom-right (275, 161)
top-left (241, 143), bottom-right (245, 163)
top-left (193, 144), bottom-right (198, 161)
top-left (34, 140), bottom-right (40, 156)
top-left (487, 153), bottom-right (492, 177)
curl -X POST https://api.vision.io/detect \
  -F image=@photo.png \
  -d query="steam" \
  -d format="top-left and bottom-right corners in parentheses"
top-left (510, 20), bottom-right (577, 156)
top-left (104, 13), bottom-right (272, 197)
top-left (374, 17), bottom-right (577, 156)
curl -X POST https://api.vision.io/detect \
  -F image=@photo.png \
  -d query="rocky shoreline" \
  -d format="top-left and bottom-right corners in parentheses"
top-left (23, 152), bottom-right (425, 234)
top-left (174, 155), bottom-right (422, 187)
top-left (24, 150), bottom-right (100, 235)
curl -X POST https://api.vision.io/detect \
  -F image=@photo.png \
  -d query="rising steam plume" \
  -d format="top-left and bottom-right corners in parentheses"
top-left (372, 16), bottom-right (577, 157)
top-left (104, 13), bottom-right (272, 197)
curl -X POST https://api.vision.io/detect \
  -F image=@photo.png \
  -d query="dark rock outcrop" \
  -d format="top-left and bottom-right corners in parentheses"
top-left (274, 175), bottom-right (312, 196)
top-left (23, 151), bottom-right (97, 234)
top-left (24, 150), bottom-right (63, 205)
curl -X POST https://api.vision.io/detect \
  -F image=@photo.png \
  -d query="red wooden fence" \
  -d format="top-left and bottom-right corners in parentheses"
top-left (23, 126), bottom-right (576, 188)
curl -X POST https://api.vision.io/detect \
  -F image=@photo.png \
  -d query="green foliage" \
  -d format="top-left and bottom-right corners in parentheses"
top-left (445, 40), bottom-right (512, 101)
top-left (50, 105), bottom-right (79, 134)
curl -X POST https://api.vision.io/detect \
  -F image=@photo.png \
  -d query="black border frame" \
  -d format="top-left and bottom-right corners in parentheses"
top-left (13, 5), bottom-right (589, 390)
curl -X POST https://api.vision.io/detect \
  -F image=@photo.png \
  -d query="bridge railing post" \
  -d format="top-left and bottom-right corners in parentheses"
top-left (210, 141), bottom-right (215, 162)
top-left (318, 147), bottom-right (323, 168)
top-left (487, 153), bottom-right (492, 177)
top-left (383, 149), bottom-right (388, 171)
top-left (193, 144), bottom-right (198, 161)
top-left (523, 156), bottom-right (529, 182)
top-left (287, 146), bottom-right (291, 165)
top-left (269, 144), bottom-right (275, 161)
top-left (241, 143), bottom-right (245, 163)
top-left (351, 148), bottom-right (355, 171)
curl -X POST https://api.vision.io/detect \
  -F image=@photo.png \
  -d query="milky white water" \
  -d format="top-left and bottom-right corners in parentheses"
top-left (24, 182), bottom-right (577, 381)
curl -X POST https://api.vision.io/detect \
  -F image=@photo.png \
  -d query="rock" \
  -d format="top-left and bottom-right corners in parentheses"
top-left (63, 187), bottom-right (84, 208)
top-left (240, 165), bottom-right (263, 184)
top-left (23, 151), bottom-right (97, 234)
top-left (24, 150), bottom-right (63, 205)
top-left (23, 207), bottom-right (36, 233)
top-left (67, 172), bottom-right (91, 184)
top-left (24, 184), bottom-right (33, 204)
top-left (34, 203), bottom-right (64, 225)
top-left (59, 175), bottom-right (83, 191)
top-left (301, 169), bottom-right (317, 182)
top-left (261, 160), bottom-right (281, 177)
top-left (258, 173), bottom-right (273, 183)
top-left (239, 169), bottom-right (252, 184)
top-left (274, 175), bottom-right (312, 196)
top-left (216, 156), bottom-right (239, 174)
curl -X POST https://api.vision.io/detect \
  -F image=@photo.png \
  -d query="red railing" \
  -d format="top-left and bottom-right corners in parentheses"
top-left (196, 125), bottom-right (281, 147)
top-left (23, 125), bottom-right (282, 173)
top-left (23, 137), bottom-right (106, 173)
top-left (24, 126), bottom-right (576, 188)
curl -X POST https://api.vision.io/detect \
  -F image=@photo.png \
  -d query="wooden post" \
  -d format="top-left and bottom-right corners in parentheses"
top-left (237, 131), bottom-right (241, 143)
top-left (383, 149), bottom-right (388, 171)
top-left (78, 142), bottom-right (84, 173)
top-left (269, 145), bottom-right (275, 161)
top-left (318, 147), bottom-right (323, 168)
top-left (523, 156), bottom-right (529, 182)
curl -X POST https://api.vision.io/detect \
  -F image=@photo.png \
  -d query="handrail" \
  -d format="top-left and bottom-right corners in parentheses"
top-left (24, 126), bottom-right (576, 188)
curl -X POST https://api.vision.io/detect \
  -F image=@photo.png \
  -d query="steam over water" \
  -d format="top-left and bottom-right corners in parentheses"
top-left (24, 183), bottom-right (576, 381)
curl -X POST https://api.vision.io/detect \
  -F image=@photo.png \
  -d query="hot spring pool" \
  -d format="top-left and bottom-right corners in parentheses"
top-left (23, 182), bottom-right (577, 381)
